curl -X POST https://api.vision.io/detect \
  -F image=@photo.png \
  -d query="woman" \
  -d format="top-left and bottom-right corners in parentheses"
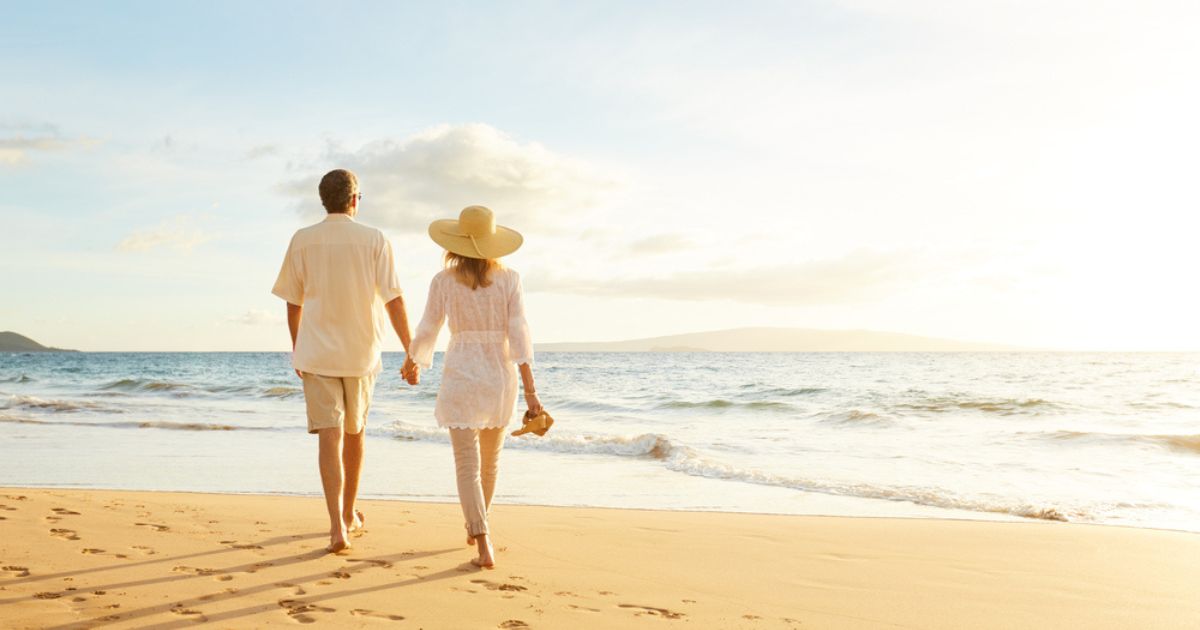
top-left (404, 205), bottom-right (542, 569)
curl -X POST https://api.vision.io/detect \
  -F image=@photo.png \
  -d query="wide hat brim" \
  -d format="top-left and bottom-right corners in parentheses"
top-left (428, 219), bottom-right (523, 259)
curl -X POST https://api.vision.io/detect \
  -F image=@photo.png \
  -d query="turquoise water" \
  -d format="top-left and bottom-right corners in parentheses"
top-left (1, 351), bottom-right (1198, 531)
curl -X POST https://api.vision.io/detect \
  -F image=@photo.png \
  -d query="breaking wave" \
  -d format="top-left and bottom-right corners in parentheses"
top-left (1, 394), bottom-right (120, 413)
top-left (384, 420), bottom-right (1071, 522)
top-left (894, 396), bottom-right (1060, 415)
top-left (1040, 430), bottom-right (1200, 455)
top-left (657, 399), bottom-right (794, 411)
top-left (0, 415), bottom-right (275, 432)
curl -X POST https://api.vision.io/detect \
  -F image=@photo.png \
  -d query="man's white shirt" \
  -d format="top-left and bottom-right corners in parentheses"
top-left (272, 214), bottom-right (403, 377)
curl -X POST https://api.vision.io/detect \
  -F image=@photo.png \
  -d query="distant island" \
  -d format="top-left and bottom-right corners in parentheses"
top-left (534, 327), bottom-right (1028, 352)
top-left (0, 331), bottom-right (78, 353)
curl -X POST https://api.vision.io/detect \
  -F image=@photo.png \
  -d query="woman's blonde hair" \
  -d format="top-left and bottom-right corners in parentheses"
top-left (444, 251), bottom-right (501, 289)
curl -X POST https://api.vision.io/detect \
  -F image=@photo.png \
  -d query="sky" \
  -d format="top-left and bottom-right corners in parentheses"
top-left (2, 0), bottom-right (1199, 351)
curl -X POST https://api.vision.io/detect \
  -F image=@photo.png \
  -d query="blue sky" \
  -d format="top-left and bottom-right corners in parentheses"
top-left (3, 1), bottom-right (1199, 351)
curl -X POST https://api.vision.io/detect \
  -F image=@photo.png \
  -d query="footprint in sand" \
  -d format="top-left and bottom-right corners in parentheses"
top-left (569, 604), bottom-right (602, 613)
top-left (498, 621), bottom-right (529, 629)
top-left (330, 571), bottom-right (352, 580)
top-left (618, 604), bottom-right (687, 620)
top-left (170, 603), bottom-right (207, 621)
top-left (44, 516), bottom-right (62, 523)
top-left (230, 543), bottom-right (264, 550)
top-left (34, 592), bottom-right (63, 599)
top-left (5, 495), bottom-right (28, 501)
top-left (131, 545), bottom-right (157, 555)
top-left (278, 599), bottom-right (336, 624)
top-left (135, 522), bottom-right (169, 532)
top-left (81, 548), bottom-right (105, 555)
top-left (52, 508), bottom-right (80, 515)
top-left (3, 565), bottom-right (31, 577)
top-left (50, 528), bottom-right (80, 541)
top-left (350, 609), bottom-right (405, 621)
top-left (171, 564), bottom-right (220, 573)
top-left (470, 579), bottom-right (527, 592)
top-left (275, 582), bottom-right (307, 596)
top-left (215, 575), bottom-right (235, 582)
top-left (0, 504), bottom-right (17, 511)
top-left (347, 558), bottom-right (394, 569)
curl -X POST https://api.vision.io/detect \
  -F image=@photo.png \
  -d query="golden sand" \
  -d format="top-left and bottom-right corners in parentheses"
top-left (0, 488), bottom-right (1196, 628)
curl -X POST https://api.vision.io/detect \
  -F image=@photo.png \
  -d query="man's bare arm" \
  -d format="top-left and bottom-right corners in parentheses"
top-left (287, 303), bottom-right (302, 378)
top-left (385, 296), bottom-right (420, 384)
top-left (286, 303), bottom-right (302, 349)
top-left (385, 296), bottom-right (413, 353)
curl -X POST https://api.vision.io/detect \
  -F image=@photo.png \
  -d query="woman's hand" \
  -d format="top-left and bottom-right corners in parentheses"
top-left (401, 356), bottom-right (420, 385)
top-left (525, 391), bottom-right (544, 416)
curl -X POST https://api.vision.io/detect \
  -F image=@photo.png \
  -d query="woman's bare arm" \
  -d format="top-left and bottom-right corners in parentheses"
top-left (519, 362), bottom-right (543, 415)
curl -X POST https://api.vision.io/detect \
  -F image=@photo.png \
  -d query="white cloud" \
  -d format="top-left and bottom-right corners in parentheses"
top-left (0, 122), bottom-right (99, 164)
top-left (281, 123), bottom-right (615, 233)
top-left (534, 249), bottom-right (924, 305)
top-left (116, 215), bottom-right (211, 253)
top-left (227, 309), bottom-right (283, 326)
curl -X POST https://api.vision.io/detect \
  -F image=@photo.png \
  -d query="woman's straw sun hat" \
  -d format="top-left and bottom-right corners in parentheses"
top-left (428, 205), bottom-right (523, 259)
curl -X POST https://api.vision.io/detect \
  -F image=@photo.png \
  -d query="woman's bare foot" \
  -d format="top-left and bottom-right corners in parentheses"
top-left (327, 526), bottom-right (351, 553)
top-left (345, 509), bottom-right (365, 534)
top-left (471, 533), bottom-right (495, 569)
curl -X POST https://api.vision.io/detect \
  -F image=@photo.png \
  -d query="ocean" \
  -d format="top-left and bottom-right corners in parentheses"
top-left (1, 351), bottom-right (1197, 532)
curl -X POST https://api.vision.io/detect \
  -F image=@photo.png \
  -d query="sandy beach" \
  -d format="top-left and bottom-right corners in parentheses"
top-left (0, 488), bottom-right (1195, 629)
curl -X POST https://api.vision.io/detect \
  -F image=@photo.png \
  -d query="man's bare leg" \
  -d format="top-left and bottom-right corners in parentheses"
top-left (318, 427), bottom-right (350, 552)
top-left (342, 429), bottom-right (364, 532)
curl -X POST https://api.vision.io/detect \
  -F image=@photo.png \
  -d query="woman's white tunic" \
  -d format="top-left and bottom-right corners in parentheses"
top-left (408, 267), bottom-right (534, 429)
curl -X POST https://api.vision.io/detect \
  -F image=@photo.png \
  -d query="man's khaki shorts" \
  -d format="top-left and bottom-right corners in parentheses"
top-left (300, 371), bottom-right (377, 435)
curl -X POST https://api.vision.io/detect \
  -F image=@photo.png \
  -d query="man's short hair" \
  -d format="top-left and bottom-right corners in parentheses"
top-left (319, 169), bottom-right (358, 214)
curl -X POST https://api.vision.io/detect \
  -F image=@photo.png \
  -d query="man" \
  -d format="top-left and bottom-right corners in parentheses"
top-left (271, 169), bottom-right (419, 553)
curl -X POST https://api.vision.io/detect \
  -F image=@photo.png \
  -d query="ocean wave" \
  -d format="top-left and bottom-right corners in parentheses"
top-left (1, 394), bottom-right (120, 413)
top-left (96, 378), bottom-right (305, 400)
top-left (761, 387), bottom-right (827, 397)
top-left (0, 415), bottom-right (273, 432)
top-left (657, 399), bottom-right (794, 411)
top-left (894, 396), bottom-right (1060, 415)
top-left (261, 386), bottom-right (302, 399)
top-left (100, 378), bottom-right (195, 394)
top-left (383, 420), bottom-right (1071, 522)
top-left (0, 374), bottom-right (35, 383)
top-left (1041, 430), bottom-right (1200, 455)
top-left (818, 409), bottom-right (892, 427)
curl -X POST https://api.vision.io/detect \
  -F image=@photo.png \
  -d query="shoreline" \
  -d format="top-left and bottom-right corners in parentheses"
top-left (2, 487), bottom-right (1197, 629)
top-left (8, 483), bottom-right (1199, 535)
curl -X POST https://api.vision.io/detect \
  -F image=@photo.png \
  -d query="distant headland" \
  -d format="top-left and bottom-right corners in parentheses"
top-left (534, 327), bottom-right (1030, 352)
top-left (0, 332), bottom-right (78, 353)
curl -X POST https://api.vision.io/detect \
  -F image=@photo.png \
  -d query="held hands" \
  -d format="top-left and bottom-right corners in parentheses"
top-left (400, 356), bottom-right (420, 385)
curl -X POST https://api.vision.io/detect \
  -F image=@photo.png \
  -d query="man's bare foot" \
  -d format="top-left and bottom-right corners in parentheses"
top-left (471, 534), bottom-right (495, 569)
top-left (345, 509), bottom-right (365, 533)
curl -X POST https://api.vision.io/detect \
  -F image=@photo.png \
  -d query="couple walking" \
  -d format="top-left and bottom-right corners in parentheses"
top-left (271, 169), bottom-right (542, 569)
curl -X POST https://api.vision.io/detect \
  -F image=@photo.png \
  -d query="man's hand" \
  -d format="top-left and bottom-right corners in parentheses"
top-left (401, 356), bottom-right (420, 385)
top-left (295, 369), bottom-right (303, 380)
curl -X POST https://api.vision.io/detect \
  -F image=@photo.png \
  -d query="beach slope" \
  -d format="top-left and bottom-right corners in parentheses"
top-left (0, 488), bottom-right (1195, 629)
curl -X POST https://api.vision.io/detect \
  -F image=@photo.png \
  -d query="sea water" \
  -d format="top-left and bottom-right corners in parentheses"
top-left (1, 352), bottom-right (1197, 531)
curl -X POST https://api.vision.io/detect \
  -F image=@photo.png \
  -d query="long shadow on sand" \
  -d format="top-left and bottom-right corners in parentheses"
top-left (44, 547), bottom-right (463, 629)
